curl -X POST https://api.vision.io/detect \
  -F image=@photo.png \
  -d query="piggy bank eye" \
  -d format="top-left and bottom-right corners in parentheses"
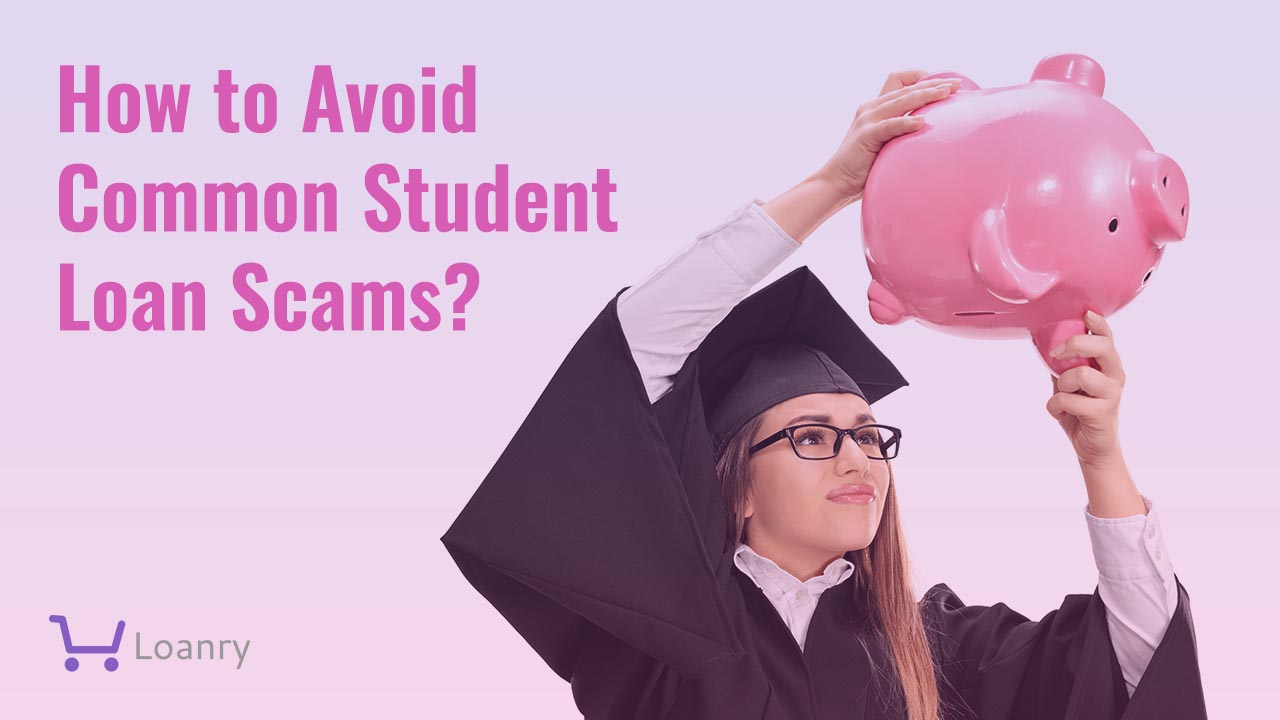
top-left (1108, 217), bottom-right (1119, 233)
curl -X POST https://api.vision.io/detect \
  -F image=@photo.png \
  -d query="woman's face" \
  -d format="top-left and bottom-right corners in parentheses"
top-left (744, 392), bottom-right (890, 566)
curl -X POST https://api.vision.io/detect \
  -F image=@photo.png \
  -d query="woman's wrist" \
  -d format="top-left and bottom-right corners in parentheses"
top-left (813, 162), bottom-right (864, 206)
top-left (1079, 452), bottom-right (1147, 517)
top-left (759, 169), bottom-right (858, 245)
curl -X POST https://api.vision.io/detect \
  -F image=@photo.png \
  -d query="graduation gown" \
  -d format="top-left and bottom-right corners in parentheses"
top-left (441, 267), bottom-right (1208, 719)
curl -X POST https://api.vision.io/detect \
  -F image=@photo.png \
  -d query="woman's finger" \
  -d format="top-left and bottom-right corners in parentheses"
top-left (1054, 365), bottom-right (1119, 400)
top-left (857, 115), bottom-right (928, 153)
top-left (1085, 310), bottom-right (1113, 338)
top-left (860, 78), bottom-right (958, 117)
top-left (879, 69), bottom-right (929, 95)
top-left (1046, 389), bottom-right (1111, 424)
top-left (1052, 333), bottom-right (1125, 385)
top-left (862, 82), bottom-right (958, 123)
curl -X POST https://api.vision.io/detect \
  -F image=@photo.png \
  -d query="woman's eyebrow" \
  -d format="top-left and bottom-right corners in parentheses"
top-left (786, 412), bottom-right (876, 426)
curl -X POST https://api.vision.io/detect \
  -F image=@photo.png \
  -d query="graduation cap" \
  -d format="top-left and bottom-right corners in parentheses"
top-left (695, 265), bottom-right (909, 460)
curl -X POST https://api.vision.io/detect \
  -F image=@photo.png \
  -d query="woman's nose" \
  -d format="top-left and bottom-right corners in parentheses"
top-left (834, 433), bottom-right (872, 474)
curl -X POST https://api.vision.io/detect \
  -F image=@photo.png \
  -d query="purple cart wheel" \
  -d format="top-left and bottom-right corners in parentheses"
top-left (64, 657), bottom-right (79, 672)
top-left (104, 657), bottom-right (118, 672)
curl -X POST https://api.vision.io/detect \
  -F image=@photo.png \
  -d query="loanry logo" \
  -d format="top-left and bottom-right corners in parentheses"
top-left (49, 615), bottom-right (250, 672)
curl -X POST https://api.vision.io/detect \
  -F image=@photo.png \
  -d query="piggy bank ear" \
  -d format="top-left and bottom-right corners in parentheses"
top-left (1031, 54), bottom-right (1105, 96)
top-left (918, 71), bottom-right (980, 92)
top-left (1131, 150), bottom-right (1190, 246)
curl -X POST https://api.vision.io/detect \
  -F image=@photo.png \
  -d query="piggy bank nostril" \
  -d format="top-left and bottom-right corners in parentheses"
top-left (1108, 217), bottom-right (1119, 233)
top-left (1143, 270), bottom-right (1153, 284)
top-left (1181, 205), bottom-right (1185, 217)
top-left (1162, 176), bottom-right (1168, 188)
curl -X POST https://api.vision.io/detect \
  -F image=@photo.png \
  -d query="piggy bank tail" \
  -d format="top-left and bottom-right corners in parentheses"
top-left (868, 279), bottom-right (911, 325)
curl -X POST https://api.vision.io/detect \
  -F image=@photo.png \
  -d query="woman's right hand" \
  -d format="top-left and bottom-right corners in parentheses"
top-left (817, 70), bottom-right (961, 203)
top-left (760, 70), bottom-right (960, 244)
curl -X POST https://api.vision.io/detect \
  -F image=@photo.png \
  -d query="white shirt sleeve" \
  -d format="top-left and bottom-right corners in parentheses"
top-left (1084, 494), bottom-right (1179, 698)
top-left (616, 198), bottom-right (802, 404)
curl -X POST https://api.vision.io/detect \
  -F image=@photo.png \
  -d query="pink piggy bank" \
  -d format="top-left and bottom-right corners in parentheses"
top-left (860, 53), bottom-right (1189, 376)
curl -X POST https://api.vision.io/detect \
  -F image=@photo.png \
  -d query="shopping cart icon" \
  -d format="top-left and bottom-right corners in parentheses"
top-left (48, 615), bottom-right (125, 672)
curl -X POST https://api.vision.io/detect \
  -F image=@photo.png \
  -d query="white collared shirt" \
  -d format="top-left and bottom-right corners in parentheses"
top-left (617, 199), bottom-right (1179, 697)
top-left (732, 543), bottom-right (855, 652)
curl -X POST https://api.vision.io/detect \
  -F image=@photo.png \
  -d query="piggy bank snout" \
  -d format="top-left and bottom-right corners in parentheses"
top-left (1131, 150), bottom-right (1189, 245)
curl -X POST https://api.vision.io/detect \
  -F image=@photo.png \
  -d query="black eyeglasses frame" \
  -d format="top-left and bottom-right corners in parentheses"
top-left (747, 422), bottom-right (902, 461)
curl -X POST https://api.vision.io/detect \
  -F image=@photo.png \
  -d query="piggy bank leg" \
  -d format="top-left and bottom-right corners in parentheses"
top-left (1031, 319), bottom-right (1091, 377)
top-left (868, 280), bottom-right (909, 325)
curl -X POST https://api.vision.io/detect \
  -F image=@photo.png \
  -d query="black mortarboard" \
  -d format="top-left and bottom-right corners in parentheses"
top-left (698, 266), bottom-right (909, 460)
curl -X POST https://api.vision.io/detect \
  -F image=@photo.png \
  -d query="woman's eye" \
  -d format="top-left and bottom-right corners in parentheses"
top-left (855, 432), bottom-right (878, 445)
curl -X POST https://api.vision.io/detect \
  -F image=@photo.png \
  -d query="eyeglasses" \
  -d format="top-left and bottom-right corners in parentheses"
top-left (748, 423), bottom-right (902, 461)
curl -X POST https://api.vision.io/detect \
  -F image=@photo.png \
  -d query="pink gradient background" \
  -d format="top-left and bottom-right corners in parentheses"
top-left (2, 1), bottom-right (1273, 717)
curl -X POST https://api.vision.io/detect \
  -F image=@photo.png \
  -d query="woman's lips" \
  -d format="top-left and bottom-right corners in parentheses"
top-left (827, 483), bottom-right (875, 505)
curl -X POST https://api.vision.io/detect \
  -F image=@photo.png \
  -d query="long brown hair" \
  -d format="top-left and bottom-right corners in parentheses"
top-left (717, 412), bottom-right (943, 720)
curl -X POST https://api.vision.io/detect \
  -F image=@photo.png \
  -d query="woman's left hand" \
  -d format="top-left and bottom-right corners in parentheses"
top-left (1045, 311), bottom-right (1126, 466)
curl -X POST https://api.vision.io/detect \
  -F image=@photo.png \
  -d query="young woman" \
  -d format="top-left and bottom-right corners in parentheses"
top-left (442, 71), bottom-right (1206, 720)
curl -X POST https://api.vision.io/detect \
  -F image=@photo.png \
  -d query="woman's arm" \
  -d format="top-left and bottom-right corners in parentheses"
top-left (1047, 312), bottom-right (1181, 696)
top-left (757, 171), bottom-right (851, 244)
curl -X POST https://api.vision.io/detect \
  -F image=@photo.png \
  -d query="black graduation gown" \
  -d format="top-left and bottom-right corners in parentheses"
top-left (441, 267), bottom-right (1208, 719)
